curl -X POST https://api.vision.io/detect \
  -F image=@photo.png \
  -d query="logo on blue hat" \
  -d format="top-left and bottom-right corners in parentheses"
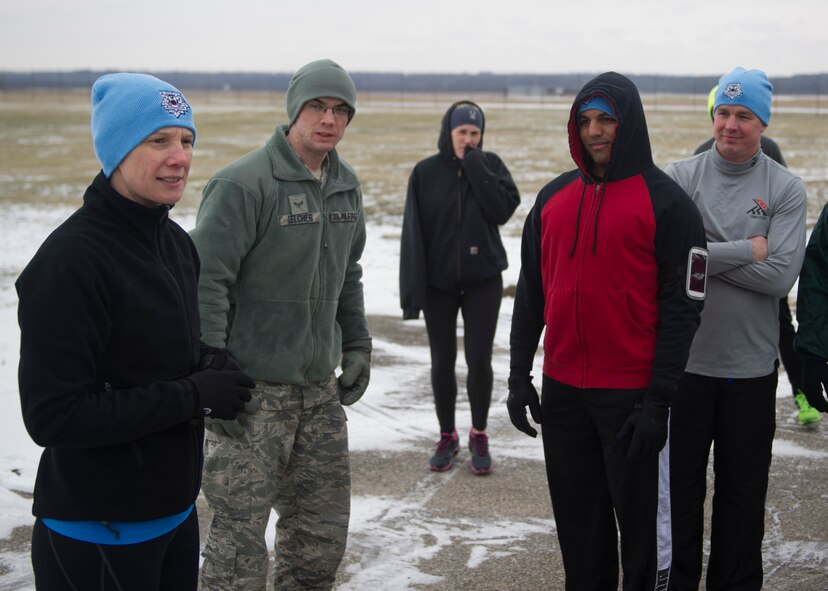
top-left (160, 91), bottom-right (190, 118)
top-left (723, 83), bottom-right (743, 100)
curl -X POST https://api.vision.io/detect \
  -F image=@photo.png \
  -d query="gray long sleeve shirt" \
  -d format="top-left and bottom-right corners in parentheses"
top-left (665, 146), bottom-right (807, 378)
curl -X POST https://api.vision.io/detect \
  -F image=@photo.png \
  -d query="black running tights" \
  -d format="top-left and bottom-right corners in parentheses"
top-left (422, 275), bottom-right (502, 433)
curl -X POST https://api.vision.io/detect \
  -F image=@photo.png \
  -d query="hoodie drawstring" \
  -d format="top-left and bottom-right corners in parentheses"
top-left (591, 183), bottom-right (608, 254)
top-left (569, 181), bottom-right (607, 257)
top-left (569, 183), bottom-right (588, 258)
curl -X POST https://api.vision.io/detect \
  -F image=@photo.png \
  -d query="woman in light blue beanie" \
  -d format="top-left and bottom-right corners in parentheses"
top-left (16, 73), bottom-right (255, 590)
top-left (91, 72), bottom-right (197, 177)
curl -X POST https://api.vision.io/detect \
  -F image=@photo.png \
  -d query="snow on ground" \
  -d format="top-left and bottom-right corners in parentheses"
top-left (0, 209), bottom-right (825, 589)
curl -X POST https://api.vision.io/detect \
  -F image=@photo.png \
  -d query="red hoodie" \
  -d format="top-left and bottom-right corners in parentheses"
top-left (510, 72), bottom-right (706, 391)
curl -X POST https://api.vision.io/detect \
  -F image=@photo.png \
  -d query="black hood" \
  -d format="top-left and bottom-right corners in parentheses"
top-left (437, 100), bottom-right (486, 161)
top-left (568, 72), bottom-right (654, 182)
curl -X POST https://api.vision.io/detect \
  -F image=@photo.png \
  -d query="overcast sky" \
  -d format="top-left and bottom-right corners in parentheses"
top-left (1, 0), bottom-right (825, 77)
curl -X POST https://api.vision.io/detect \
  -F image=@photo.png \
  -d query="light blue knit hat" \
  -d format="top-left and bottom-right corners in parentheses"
top-left (713, 67), bottom-right (772, 125)
top-left (91, 73), bottom-right (197, 177)
top-left (577, 96), bottom-right (616, 119)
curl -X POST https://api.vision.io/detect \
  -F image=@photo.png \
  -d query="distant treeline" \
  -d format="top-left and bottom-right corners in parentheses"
top-left (1, 70), bottom-right (826, 95)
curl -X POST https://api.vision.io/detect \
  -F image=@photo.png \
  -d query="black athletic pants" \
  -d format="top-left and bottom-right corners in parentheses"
top-left (541, 376), bottom-right (671, 591)
top-left (422, 274), bottom-right (502, 433)
top-left (778, 297), bottom-right (803, 396)
top-left (31, 507), bottom-right (199, 591)
top-left (669, 371), bottom-right (777, 591)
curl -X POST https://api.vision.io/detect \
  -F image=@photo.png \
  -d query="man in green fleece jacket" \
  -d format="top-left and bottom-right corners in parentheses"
top-left (191, 59), bottom-right (371, 591)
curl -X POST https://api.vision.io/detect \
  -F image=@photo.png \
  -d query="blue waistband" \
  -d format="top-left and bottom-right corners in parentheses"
top-left (41, 504), bottom-right (194, 546)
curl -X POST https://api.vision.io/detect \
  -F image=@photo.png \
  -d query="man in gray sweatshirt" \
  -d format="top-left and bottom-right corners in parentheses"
top-left (664, 67), bottom-right (807, 591)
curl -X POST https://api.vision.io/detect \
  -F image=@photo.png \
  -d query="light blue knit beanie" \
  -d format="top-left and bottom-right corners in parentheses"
top-left (91, 73), bottom-right (197, 177)
top-left (577, 95), bottom-right (616, 119)
top-left (713, 67), bottom-right (772, 125)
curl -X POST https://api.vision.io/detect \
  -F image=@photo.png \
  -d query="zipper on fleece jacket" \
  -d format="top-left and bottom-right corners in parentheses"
top-left (304, 178), bottom-right (326, 385)
top-left (154, 216), bottom-right (194, 379)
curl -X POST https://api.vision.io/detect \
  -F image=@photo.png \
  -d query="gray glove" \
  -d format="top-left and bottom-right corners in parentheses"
top-left (338, 348), bottom-right (371, 405)
top-left (204, 398), bottom-right (261, 440)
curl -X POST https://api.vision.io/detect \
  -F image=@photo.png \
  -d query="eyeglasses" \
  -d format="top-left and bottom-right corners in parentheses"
top-left (304, 101), bottom-right (352, 120)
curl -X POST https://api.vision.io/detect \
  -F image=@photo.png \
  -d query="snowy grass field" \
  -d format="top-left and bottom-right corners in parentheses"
top-left (1, 90), bottom-right (827, 589)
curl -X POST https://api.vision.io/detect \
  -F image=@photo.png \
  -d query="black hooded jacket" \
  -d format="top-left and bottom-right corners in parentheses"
top-left (16, 173), bottom-right (205, 521)
top-left (399, 101), bottom-right (520, 319)
top-left (510, 73), bottom-right (706, 392)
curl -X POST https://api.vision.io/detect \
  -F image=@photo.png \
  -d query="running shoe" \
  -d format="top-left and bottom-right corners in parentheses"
top-left (795, 391), bottom-right (821, 426)
top-left (468, 430), bottom-right (492, 475)
top-left (429, 430), bottom-right (459, 471)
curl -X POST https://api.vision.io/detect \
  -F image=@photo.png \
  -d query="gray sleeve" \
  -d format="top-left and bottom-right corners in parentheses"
top-left (714, 176), bottom-right (807, 297)
top-left (706, 241), bottom-right (754, 275)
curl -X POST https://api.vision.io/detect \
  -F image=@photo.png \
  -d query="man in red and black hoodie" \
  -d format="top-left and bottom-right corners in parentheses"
top-left (507, 72), bottom-right (707, 590)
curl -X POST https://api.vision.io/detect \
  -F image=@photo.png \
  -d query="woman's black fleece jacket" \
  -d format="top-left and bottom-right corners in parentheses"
top-left (399, 101), bottom-right (520, 319)
top-left (16, 172), bottom-right (205, 521)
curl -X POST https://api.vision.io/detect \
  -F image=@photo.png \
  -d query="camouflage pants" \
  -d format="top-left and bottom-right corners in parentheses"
top-left (199, 374), bottom-right (350, 591)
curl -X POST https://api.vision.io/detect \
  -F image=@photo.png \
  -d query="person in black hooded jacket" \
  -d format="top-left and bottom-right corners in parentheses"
top-left (507, 72), bottom-right (706, 590)
top-left (400, 101), bottom-right (520, 474)
top-left (15, 73), bottom-right (254, 591)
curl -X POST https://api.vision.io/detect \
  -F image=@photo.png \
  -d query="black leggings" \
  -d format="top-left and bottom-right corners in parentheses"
top-left (422, 275), bottom-right (502, 433)
top-left (778, 296), bottom-right (803, 396)
top-left (31, 508), bottom-right (199, 591)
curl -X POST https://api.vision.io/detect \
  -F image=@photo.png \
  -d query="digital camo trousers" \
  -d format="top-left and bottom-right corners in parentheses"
top-left (199, 374), bottom-right (350, 591)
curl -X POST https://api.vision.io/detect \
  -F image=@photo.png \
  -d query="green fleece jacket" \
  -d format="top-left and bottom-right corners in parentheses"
top-left (191, 124), bottom-right (370, 386)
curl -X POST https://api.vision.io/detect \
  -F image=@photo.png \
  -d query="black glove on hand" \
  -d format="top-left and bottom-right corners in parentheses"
top-left (802, 358), bottom-right (828, 413)
top-left (402, 308), bottom-right (420, 321)
top-left (507, 375), bottom-right (543, 438)
top-left (617, 385), bottom-right (670, 460)
top-left (187, 369), bottom-right (254, 420)
top-left (198, 345), bottom-right (242, 372)
top-left (205, 398), bottom-right (261, 439)
top-left (338, 348), bottom-right (371, 405)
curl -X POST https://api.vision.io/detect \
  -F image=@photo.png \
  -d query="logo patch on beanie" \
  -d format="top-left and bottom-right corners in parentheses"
top-left (723, 83), bottom-right (743, 100)
top-left (159, 91), bottom-right (190, 118)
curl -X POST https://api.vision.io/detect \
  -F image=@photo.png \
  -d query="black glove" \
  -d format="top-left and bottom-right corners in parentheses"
top-left (338, 348), bottom-right (371, 406)
top-left (402, 308), bottom-right (420, 320)
top-left (198, 345), bottom-right (242, 372)
top-left (187, 369), bottom-right (255, 420)
top-left (507, 375), bottom-right (543, 438)
top-left (802, 358), bottom-right (828, 413)
top-left (205, 398), bottom-right (261, 439)
top-left (617, 385), bottom-right (670, 460)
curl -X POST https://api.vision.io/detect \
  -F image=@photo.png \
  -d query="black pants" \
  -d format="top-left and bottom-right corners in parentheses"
top-left (669, 371), bottom-right (777, 591)
top-left (422, 275), bottom-right (502, 433)
top-left (31, 508), bottom-right (199, 591)
top-left (541, 376), bottom-right (671, 591)
top-left (778, 297), bottom-right (803, 396)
